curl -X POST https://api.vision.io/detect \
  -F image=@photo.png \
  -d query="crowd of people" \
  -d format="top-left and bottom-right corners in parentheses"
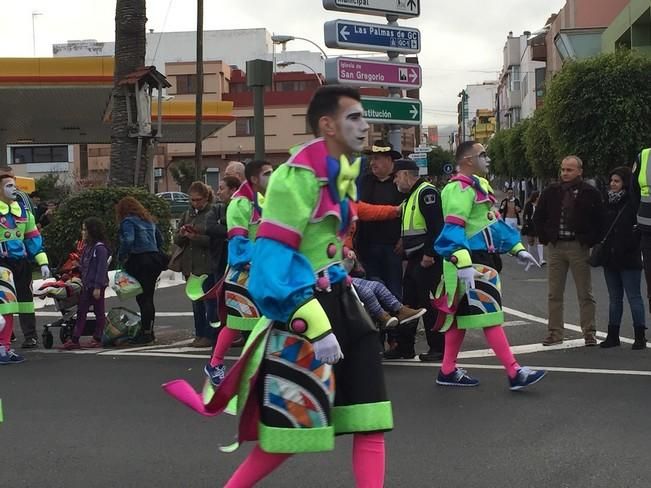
top-left (1, 83), bottom-right (649, 486)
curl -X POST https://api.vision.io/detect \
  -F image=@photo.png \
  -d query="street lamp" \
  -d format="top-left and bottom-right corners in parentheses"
top-left (271, 34), bottom-right (329, 59)
top-left (32, 11), bottom-right (43, 57)
top-left (277, 61), bottom-right (323, 85)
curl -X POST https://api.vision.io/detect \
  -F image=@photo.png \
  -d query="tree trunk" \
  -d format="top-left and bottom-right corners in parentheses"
top-left (109, 0), bottom-right (147, 187)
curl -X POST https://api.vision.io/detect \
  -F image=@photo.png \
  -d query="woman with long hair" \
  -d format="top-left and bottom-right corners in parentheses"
top-left (176, 181), bottom-right (224, 347)
top-left (116, 196), bottom-right (165, 345)
top-left (599, 167), bottom-right (646, 349)
top-left (521, 190), bottom-right (545, 265)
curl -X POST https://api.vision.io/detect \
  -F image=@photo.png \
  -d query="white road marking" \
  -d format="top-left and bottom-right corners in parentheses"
top-left (502, 320), bottom-right (530, 327)
top-left (458, 339), bottom-right (586, 358)
top-left (503, 306), bottom-right (634, 344)
top-left (35, 311), bottom-right (193, 317)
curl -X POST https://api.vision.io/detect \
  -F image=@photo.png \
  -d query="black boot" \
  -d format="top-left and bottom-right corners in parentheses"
top-left (599, 325), bottom-right (620, 348)
top-left (632, 328), bottom-right (647, 350)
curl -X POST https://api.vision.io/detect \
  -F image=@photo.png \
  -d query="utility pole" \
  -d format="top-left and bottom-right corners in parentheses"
top-left (246, 60), bottom-right (273, 161)
top-left (194, 0), bottom-right (204, 180)
top-left (386, 14), bottom-right (402, 153)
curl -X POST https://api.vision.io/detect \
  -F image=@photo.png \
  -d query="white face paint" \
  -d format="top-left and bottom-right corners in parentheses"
top-left (338, 101), bottom-right (369, 154)
top-left (3, 180), bottom-right (17, 201)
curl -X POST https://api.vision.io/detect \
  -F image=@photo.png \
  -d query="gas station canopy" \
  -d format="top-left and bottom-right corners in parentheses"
top-left (0, 56), bottom-right (234, 148)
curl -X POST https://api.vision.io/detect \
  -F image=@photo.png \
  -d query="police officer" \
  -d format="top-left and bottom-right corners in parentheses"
top-left (383, 159), bottom-right (445, 361)
top-left (631, 147), bottom-right (651, 348)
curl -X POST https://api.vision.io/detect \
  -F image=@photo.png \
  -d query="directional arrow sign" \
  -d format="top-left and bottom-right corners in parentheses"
top-left (325, 57), bottom-right (422, 89)
top-left (361, 97), bottom-right (422, 125)
top-left (323, 0), bottom-right (420, 19)
top-left (324, 19), bottom-right (420, 54)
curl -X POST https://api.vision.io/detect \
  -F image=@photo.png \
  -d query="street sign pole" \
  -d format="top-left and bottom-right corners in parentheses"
top-left (386, 14), bottom-right (402, 153)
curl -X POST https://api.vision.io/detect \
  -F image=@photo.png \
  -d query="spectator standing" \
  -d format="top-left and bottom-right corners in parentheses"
top-left (176, 181), bottom-right (221, 348)
top-left (521, 191), bottom-right (545, 265)
top-left (217, 176), bottom-right (241, 204)
top-left (356, 141), bottom-right (405, 299)
top-left (116, 197), bottom-right (166, 345)
top-left (60, 217), bottom-right (110, 350)
top-left (223, 161), bottom-right (246, 183)
top-left (533, 156), bottom-right (604, 346)
top-left (384, 159), bottom-right (445, 361)
top-left (499, 188), bottom-right (521, 230)
top-left (38, 201), bottom-right (57, 229)
top-left (598, 167), bottom-right (646, 349)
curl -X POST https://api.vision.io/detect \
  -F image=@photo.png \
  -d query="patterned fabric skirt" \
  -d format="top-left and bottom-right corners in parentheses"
top-left (224, 266), bottom-right (261, 331)
top-left (257, 282), bottom-right (393, 454)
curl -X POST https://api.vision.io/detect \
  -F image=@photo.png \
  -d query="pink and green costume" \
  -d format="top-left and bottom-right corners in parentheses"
top-left (164, 138), bottom-right (393, 454)
top-left (224, 180), bottom-right (263, 331)
top-left (434, 174), bottom-right (525, 330)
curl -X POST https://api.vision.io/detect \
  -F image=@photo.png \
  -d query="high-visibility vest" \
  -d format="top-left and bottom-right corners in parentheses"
top-left (402, 180), bottom-right (435, 237)
top-left (637, 149), bottom-right (651, 229)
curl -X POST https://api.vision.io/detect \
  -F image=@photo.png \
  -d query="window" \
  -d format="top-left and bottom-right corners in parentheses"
top-left (176, 74), bottom-right (197, 94)
top-left (535, 68), bottom-right (545, 98)
top-left (275, 80), bottom-right (308, 92)
top-left (235, 117), bottom-right (255, 137)
top-left (510, 66), bottom-right (520, 92)
top-left (11, 145), bottom-right (69, 164)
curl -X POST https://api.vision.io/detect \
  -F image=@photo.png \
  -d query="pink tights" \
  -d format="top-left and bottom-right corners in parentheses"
top-left (0, 314), bottom-right (13, 349)
top-left (441, 324), bottom-right (520, 378)
top-left (210, 327), bottom-right (240, 367)
top-left (224, 433), bottom-right (385, 488)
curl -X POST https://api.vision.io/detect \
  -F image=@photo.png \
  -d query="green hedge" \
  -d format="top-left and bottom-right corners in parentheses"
top-left (42, 187), bottom-right (172, 268)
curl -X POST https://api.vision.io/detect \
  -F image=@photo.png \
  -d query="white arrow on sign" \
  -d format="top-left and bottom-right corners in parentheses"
top-left (409, 69), bottom-right (418, 84)
top-left (409, 105), bottom-right (419, 119)
top-left (339, 25), bottom-right (350, 41)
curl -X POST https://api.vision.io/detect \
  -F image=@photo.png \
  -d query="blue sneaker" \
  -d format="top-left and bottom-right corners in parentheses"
top-left (436, 368), bottom-right (480, 387)
top-left (0, 346), bottom-right (25, 365)
top-left (204, 363), bottom-right (226, 387)
top-left (509, 367), bottom-right (547, 391)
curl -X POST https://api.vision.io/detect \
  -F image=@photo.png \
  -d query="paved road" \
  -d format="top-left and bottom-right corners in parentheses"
top-left (3, 259), bottom-right (651, 487)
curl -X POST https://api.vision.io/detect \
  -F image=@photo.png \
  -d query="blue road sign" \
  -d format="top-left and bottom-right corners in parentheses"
top-left (324, 19), bottom-right (421, 54)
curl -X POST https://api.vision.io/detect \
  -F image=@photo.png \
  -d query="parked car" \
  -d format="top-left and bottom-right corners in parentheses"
top-left (156, 192), bottom-right (189, 215)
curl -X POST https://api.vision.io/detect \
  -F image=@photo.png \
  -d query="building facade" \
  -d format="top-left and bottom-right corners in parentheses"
top-left (602, 0), bottom-right (651, 55)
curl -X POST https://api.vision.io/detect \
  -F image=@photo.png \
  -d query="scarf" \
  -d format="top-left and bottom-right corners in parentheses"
top-left (608, 190), bottom-right (625, 204)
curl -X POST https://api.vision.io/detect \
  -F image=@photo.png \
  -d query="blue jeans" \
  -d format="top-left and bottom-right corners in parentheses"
top-left (603, 267), bottom-right (646, 329)
top-left (361, 243), bottom-right (403, 300)
top-left (192, 273), bottom-right (219, 340)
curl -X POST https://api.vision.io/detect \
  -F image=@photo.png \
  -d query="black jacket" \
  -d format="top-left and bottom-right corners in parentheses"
top-left (521, 201), bottom-right (537, 237)
top-left (356, 173), bottom-right (404, 248)
top-left (205, 202), bottom-right (228, 275)
top-left (601, 195), bottom-right (642, 270)
top-left (402, 178), bottom-right (443, 258)
top-left (534, 181), bottom-right (604, 246)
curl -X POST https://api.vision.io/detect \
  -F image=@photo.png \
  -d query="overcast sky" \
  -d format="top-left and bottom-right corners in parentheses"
top-left (1, 0), bottom-right (565, 128)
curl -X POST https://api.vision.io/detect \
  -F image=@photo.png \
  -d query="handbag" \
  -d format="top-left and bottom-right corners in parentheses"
top-left (111, 270), bottom-right (143, 299)
top-left (588, 206), bottom-right (626, 267)
top-left (102, 307), bottom-right (142, 346)
top-left (166, 244), bottom-right (184, 272)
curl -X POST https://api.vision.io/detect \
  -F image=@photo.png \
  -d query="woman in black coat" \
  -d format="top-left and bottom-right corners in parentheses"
top-left (599, 166), bottom-right (646, 349)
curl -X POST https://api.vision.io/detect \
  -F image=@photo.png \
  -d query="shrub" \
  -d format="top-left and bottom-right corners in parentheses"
top-left (42, 187), bottom-right (172, 268)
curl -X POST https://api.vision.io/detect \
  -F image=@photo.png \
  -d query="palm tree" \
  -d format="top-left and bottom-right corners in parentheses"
top-left (109, 0), bottom-right (147, 186)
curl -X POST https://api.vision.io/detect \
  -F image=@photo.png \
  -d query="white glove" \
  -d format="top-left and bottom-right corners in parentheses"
top-left (312, 333), bottom-right (344, 365)
top-left (516, 251), bottom-right (540, 271)
top-left (0, 315), bottom-right (5, 333)
top-left (40, 265), bottom-right (51, 280)
top-left (457, 266), bottom-right (483, 291)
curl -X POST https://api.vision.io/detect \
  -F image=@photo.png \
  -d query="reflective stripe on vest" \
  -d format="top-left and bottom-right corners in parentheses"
top-left (402, 181), bottom-right (435, 237)
top-left (638, 149), bottom-right (651, 226)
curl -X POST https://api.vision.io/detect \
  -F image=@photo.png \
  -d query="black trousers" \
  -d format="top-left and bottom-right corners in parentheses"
top-left (125, 252), bottom-right (163, 334)
top-left (388, 253), bottom-right (444, 356)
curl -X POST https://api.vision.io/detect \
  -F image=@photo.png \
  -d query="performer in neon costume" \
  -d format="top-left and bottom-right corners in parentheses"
top-left (164, 86), bottom-right (392, 487)
top-left (433, 140), bottom-right (547, 390)
top-left (204, 160), bottom-right (273, 386)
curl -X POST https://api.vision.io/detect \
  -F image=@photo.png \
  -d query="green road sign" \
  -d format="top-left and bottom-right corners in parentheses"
top-left (361, 96), bottom-right (422, 125)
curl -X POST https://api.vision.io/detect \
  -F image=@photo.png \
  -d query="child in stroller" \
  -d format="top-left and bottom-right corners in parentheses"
top-left (36, 276), bottom-right (96, 349)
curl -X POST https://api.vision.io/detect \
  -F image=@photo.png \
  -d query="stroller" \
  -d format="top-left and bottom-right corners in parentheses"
top-left (36, 277), bottom-right (98, 349)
